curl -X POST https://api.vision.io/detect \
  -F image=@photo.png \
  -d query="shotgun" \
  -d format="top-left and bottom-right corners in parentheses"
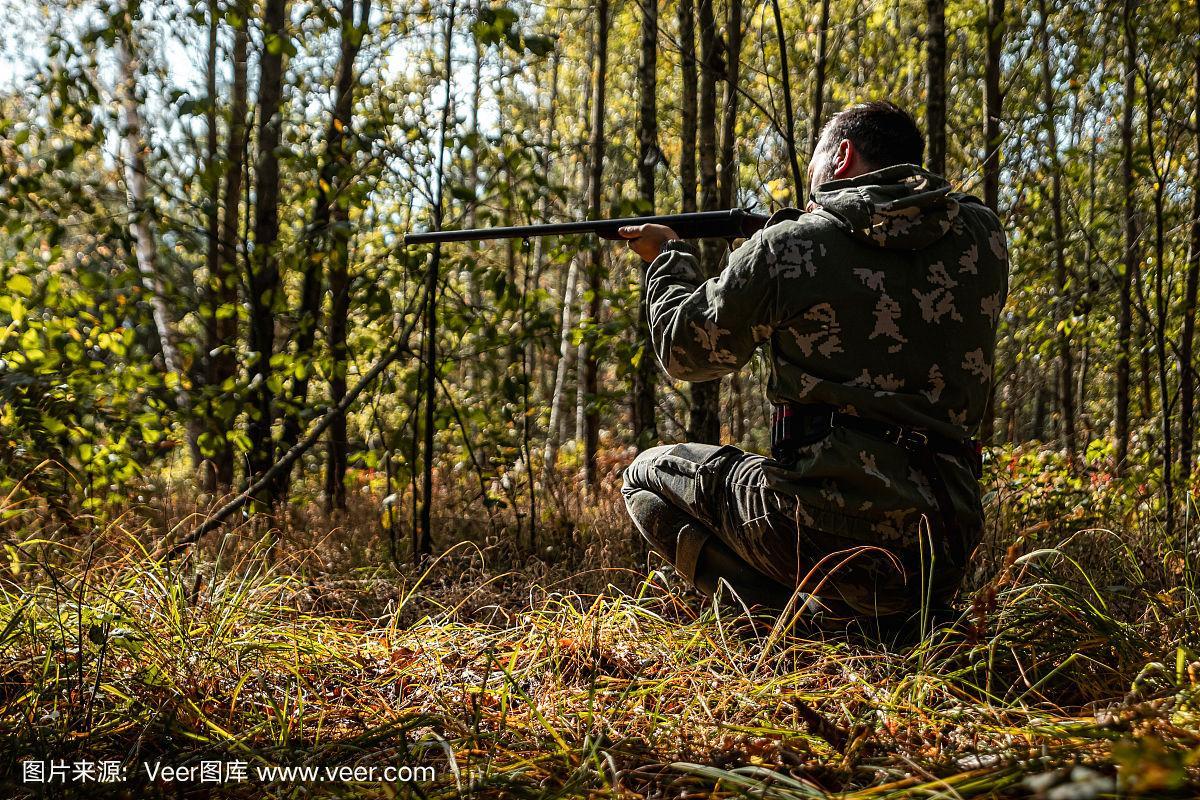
top-left (402, 208), bottom-right (770, 245)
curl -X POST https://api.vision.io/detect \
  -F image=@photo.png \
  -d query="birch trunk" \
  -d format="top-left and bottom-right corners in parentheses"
top-left (545, 258), bottom-right (580, 465)
top-left (118, 29), bottom-right (181, 378)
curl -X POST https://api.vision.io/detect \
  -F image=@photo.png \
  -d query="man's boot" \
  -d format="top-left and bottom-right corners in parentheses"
top-left (682, 527), bottom-right (795, 609)
top-left (625, 488), bottom-right (797, 610)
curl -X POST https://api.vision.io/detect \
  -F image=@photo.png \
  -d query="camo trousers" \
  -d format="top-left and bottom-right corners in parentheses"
top-left (621, 442), bottom-right (962, 616)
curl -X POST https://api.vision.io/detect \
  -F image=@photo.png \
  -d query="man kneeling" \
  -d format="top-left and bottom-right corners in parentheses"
top-left (619, 102), bottom-right (1008, 623)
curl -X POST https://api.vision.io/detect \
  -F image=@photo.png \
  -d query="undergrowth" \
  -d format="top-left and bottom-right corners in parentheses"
top-left (1, 455), bottom-right (1199, 799)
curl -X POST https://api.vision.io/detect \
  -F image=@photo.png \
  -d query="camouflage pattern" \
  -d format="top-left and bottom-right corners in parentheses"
top-left (636, 164), bottom-right (1009, 598)
top-left (622, 441), bottom-right (959, 615)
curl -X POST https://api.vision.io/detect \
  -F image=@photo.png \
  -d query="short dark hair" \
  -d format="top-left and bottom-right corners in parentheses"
top-left (816, 101), bottom-right (925, 169)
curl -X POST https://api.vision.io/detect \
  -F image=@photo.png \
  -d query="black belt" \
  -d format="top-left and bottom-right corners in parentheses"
top-left (772, 404), bottom-right (982, 565)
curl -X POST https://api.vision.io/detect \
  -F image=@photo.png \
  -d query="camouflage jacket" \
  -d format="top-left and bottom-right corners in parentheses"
top-left (645, 164), bottom-right (1009, 545)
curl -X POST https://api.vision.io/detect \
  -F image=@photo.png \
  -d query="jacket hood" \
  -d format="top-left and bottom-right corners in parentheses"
top-left (811, 164), bottom-right (960, 250)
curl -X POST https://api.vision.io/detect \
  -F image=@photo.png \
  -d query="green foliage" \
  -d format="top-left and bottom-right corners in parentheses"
top-left (0, 255), bottom-right (171, 507)
top-left (473, 3), bottom-right (554, 56)
top-left (0, 0), bottom-right (1195, 530)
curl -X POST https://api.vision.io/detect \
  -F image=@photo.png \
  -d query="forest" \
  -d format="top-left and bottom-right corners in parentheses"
top-left (0, 0), bottom-right (1199, 795)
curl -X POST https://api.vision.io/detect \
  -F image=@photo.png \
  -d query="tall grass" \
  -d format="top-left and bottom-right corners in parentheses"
top-left (1, 463), bottom-right (1198, 798)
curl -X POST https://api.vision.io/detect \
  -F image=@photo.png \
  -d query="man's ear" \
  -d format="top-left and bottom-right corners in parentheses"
top-left (831, 139), bottom-right (856, 178)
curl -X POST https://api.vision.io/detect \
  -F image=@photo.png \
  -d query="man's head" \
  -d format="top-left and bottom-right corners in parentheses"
top-left (807, 101), bottom-right (925, 198)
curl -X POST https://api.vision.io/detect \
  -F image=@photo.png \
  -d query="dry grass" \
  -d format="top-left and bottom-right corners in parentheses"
top-left (1, 464), bottom-right (1199, 799)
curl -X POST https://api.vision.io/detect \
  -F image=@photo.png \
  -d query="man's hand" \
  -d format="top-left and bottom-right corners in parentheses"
top-left (618, 223), bottom-right (680, 262)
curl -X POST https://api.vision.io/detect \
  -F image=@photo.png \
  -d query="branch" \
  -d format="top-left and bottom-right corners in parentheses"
top-left (157, 291), bottom-right (425, 558)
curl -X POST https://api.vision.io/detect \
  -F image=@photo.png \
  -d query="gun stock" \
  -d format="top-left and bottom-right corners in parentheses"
top-left (403, 208), bottom-right (770, 246)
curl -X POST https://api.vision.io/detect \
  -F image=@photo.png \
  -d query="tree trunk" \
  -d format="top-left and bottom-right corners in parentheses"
top-left (688, 0), bottom-right (722, 444)
top-left (1144, 67), bottom-right (1174, 538)
top-left (718, 0), bottom-right (742, 212)
top-left (769, 0), bottom-right (803, 199)
top-left (1139, 313), bottom-right (1153, 422)
top-left (545, 258), bottom-right (580, 465)
top-left (581, 0), bottom-right (609, 488)
top-left (1032, 384), bottom-right (1047, 441)
top-left (326, 0), bottom-right (372, 513)
top-left (165, 299), bottom-right (427, 557)
top-left (528, 51), bottom-right (560, 409)
top-left (1077, 110), bottom-right (1100, 443)
top-left (982, 0), bottom-right (1004, 213)
top-left (978, 0), bottom-right (1004, 444)
top-left (808, 0), bottom-right (830, 162)
top-left (200, 0), bottom-right (222, 490)
top-left (679, 0), bottom-right (697, 215)
top-left (573, 30), bottom-right (596, 456)
top-left (730, 372), bottom-right (746, 442)
top-left (417, 0), bottom-right (457, 555)
top-left (246, 0), bottom-right (290, 496)
top-left (633, 0), bottom-right (659, 450)
top-left (1037, 0), bottom-right (1075, 464)
top-left (1181, 0), bottom-right (1200, 481)
top-left (551, 40), bottom-right (593, 464)
top-left (118, 15), bottom-right (181, 380)
top-left (925, 0), bottom-right (947, 175)
top-left (325, 260), bottom-right (351, 511)
top-left (1115, 0), bottom-right (1137, 468)
top-left (274, 0), bottom-right (371, 503)
top-left (461, 38), bottom-right (484, 399)
top-left (677, 0), bottom-right (700, 440)
top-left (213, 1), bottom-right (249, 490)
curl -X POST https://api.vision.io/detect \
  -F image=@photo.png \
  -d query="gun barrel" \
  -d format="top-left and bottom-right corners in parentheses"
top-left (403, 208), bottom-right (769, 246)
